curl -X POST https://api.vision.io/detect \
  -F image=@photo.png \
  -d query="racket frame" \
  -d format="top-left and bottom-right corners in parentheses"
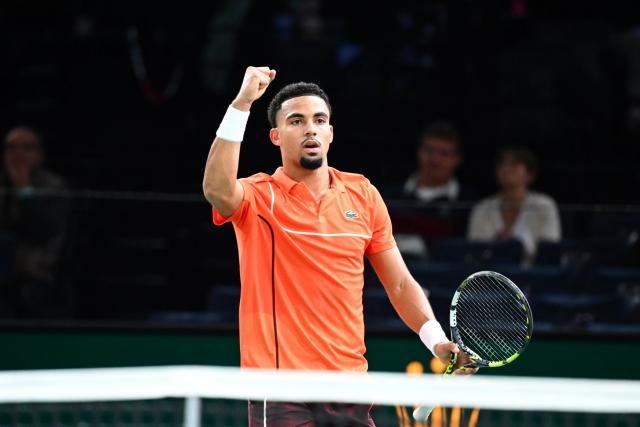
top-left (450, 270), bottom-right (533, 368)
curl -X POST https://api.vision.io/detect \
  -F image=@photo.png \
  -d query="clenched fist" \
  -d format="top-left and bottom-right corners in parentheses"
top-left (231, 66), bottom-right (277, 112)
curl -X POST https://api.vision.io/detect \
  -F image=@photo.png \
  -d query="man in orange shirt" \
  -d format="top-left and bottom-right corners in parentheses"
top-left (203, 66), bottom-right (477, 426)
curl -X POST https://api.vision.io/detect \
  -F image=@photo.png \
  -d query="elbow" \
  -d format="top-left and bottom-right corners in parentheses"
top-left (202, 180), bottom-right (236, 210)
top-left (202, 179), bottom-right (226, 206)
top-left (202, 180), bottom-right (215, 205)
top-left (387, 277), bottom-right (408, 299)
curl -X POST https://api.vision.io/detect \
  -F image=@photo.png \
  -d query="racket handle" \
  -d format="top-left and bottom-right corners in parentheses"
top-left (414, 355), bottom-right (456, 421)
top-left (413, 405), bottom-right (434, 421)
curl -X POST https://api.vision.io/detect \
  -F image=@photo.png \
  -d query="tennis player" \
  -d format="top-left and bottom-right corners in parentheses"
top-left (203, 66), bottom-right (478, 426)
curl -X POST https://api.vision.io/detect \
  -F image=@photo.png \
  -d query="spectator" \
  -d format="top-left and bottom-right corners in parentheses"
top-left (468, 146), bottom-right (561, 262)
top-left (385, 122), bottom-right (476, 256)
top-left (401, 121), bottom-right (474, 203)
top-left (0, 126), bottom-right (70, 318)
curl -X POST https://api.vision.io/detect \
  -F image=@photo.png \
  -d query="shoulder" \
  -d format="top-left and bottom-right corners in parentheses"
top-left (332, 168), bottom-right (377, 193)
top-left (472, 194), bottom-right (499, 211)
top-left (239, 172), bottom-right (273, 187)
top-left (36, 169), bottom-right (67, 189)
top-left (237, 173), bottom-right (274, 200)
top-left (333, 169), bottom-right (368, 184)
top-left (527, 192), bottom-right (558, 208)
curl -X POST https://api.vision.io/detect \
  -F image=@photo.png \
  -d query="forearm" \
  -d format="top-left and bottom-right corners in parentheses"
top-left (202, 135), bottom-right (242, 206)
top-left (202, 100), bottom-right (251, 215)
top-left (385, 275), bottom-right (437, 334)
top-left (202, 66), bottom-right (275, 214)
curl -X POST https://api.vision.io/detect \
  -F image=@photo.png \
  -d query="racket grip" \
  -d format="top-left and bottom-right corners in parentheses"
top-left (413, 405), bottom-right (434, 421)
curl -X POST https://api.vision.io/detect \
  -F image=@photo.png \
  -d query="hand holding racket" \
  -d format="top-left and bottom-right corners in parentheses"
top-left (414, 271), bottom-right (533, 422)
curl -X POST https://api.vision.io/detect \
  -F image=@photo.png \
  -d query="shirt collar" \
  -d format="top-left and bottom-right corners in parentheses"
top-left (272, 167), bottom-right (346, 193)
top-left (404, 173), bottom-right (459, 201)
top-left (328, 167), bottom-right (346, 193)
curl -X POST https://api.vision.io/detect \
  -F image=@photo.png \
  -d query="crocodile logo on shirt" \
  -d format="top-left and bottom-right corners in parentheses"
top-left (344, 210), bottom-right (359, 220)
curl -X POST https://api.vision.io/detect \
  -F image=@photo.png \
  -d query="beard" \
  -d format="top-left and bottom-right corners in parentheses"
top-left (300, 155), bottom-right (323, 170)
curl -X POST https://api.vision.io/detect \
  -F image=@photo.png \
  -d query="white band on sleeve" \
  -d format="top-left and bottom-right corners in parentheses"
top-left (216, 105), bottom-right (250, 142)
top-left (419, 320), bottom-right (449, 357)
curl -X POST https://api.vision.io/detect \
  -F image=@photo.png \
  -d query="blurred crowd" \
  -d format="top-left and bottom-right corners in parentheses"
top-left (0, 1), bottom-right (638, 326)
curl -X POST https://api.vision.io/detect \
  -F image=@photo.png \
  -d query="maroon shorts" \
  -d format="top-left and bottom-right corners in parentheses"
top-left (248, 400), bottom-right (376, 426)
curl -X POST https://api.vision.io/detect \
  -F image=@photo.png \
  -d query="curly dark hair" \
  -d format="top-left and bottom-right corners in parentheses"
top-left (498, 146), bottom-right (539, 178)
top-left (267, 82), bottom-right (331, 128)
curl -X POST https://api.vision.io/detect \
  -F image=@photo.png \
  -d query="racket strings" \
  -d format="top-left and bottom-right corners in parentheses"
top-left (456, 275), bottom-right (530, 362)
top-left (460, 280), bottom-right (529, 359)
top-left (459, 296), bottom-right (519, 360)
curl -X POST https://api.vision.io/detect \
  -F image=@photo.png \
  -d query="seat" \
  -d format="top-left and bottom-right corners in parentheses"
top-left (588, 237), bottom-right (638, 268)
top-left (0, 232), bottom-right (16, 283)
top-left (428, 238), bottom-right (524, 267)
top-left (588, 211), bottom-right (640, 241)
top-left (362, 287), bottom-right (404, 329)
top-left (535, 239), bottom-right (591, 267)
top-left (206, 285), bottom-right (240, 323)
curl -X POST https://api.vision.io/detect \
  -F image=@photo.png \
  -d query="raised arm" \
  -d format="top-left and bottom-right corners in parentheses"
top-left (368, 247), bottom-right (478, 374)
top-left (202, 66), bottom-right (276, 217)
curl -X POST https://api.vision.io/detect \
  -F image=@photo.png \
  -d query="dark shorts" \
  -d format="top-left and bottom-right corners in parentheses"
top-left (248, 400), bottom-right (376, 426)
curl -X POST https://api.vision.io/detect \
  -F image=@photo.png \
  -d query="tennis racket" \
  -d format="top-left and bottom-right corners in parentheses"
top-left (413, 270), bottom-right (533, 421)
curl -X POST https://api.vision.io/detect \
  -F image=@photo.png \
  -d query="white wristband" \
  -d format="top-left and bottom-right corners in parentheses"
top-left (419, 320), bottom-right (449, 357)
top-left (216, 105), bottom-right (250, 142)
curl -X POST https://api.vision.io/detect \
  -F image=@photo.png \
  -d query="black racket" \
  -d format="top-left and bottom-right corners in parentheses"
top-left (414, 270), bottom-right (533, 421)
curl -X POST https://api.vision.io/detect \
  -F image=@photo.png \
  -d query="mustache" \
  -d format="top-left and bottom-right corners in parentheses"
top-left (301, 137), bottom-right (322, 147)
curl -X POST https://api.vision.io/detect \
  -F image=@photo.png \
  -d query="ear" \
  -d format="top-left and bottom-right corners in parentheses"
top-left (269, 128), bottom-right (281, 147)
top-left (328, 125), bottom-right (334, 144)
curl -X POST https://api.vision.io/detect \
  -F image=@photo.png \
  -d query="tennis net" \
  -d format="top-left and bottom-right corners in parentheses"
top-left (0, 365), bottom-right (638, 426)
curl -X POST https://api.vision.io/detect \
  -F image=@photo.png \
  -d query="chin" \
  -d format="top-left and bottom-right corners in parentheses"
top-left (300, 156), bottom-right (323, 170)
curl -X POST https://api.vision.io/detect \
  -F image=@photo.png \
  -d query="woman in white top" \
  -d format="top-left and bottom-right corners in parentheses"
top-left (468, 146), bottom-right (561, 262)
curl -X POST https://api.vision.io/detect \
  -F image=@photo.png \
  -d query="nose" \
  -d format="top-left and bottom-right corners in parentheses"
top-left (303, 122), bottom-right (318, 136)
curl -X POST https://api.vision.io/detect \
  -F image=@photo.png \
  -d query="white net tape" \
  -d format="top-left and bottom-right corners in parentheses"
top-left (0, 365), bottom-right (638, 414)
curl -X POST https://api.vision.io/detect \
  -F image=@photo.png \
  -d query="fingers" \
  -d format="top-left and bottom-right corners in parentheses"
top-left (451, 348), bottom-right (479, 375)
top-left (253, 66), bottom-right (272, 74)
top-left (449, 342), bottom-right (459, 354)
top-left (248, 66), bottom-right (276, 82)
top-left (234, 66), bottom-right (277, 108)
top-left (432, 342), bottom-right (479, 376)
top-left (435, 341), bottom-right (458, 357)
top-left (452, 366), bottom-right (479, 375)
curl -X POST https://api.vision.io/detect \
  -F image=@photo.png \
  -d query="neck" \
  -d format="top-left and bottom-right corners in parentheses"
top-left (282, 162), bottom-right (331, 198)
top-left (501, 187), bottom-right (527, 206)
top-left (418, 172), bottom-right (450, 187)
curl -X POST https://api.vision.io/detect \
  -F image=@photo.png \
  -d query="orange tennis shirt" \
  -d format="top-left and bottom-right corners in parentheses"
top-left (212, 167), bottom-right (396, 371)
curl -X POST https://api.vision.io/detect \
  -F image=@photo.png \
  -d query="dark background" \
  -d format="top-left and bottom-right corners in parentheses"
top-left (1, 0), bottom-right (639, 202)
top-left (0, 0), bottom-right (639, 325)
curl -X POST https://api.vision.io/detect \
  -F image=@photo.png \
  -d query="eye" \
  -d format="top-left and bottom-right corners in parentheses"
top-left (290, 119), bottom-right (302, 125)
top-left (316, 117), bottom-right (327, 124)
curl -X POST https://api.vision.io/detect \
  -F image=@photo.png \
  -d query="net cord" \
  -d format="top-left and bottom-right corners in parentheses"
top-left (0, 366), bottom-right (637, 414)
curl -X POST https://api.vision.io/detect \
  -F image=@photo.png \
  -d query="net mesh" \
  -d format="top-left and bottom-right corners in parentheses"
top-left (0, 401), bottom-right (639, 427)
top-left (456, 272), bottom-right (532, 362)
top-left (0, 366), bottom-right (637, 427)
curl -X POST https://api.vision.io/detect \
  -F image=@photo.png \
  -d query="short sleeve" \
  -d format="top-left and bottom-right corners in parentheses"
top-left (365, 183), bottom-right (396, 256)
top-left (212, 180), bottom-right (256, 228)
top-left (535, 196), bottom-right (562, 242)
top-left (467, 200), bottom-right (496, 240)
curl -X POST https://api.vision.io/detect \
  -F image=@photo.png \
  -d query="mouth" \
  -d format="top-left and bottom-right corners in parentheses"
top-left (302, 139), bottom-right (321, 154)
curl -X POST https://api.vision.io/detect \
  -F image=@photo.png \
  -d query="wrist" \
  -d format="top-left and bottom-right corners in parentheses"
top-left (231, 98), bottom-right (252, 112)
top-left (419, 320), bottom-right (449, 357)
top-left (216, 105), bottom-right (250, 142)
